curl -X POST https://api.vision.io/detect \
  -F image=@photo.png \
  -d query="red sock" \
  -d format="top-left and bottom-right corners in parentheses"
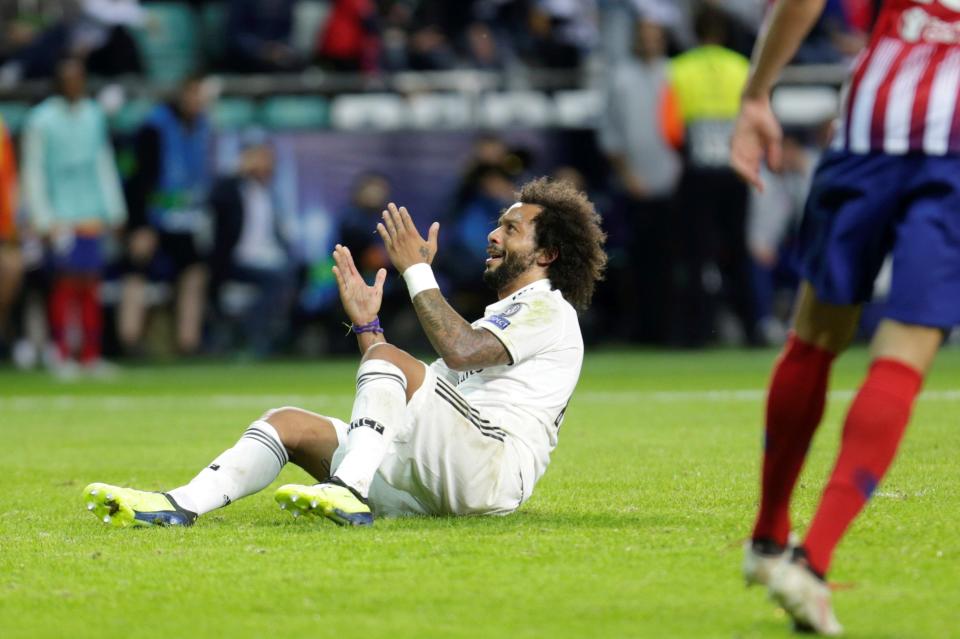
top-left (78, 279), bottom-right (103, 364)
top-left (49, 278), bottom-right (77, 359)
top-left (752, 333), bottom-right (836, 546)
top-left (803, 358), bottom-right (923, 576)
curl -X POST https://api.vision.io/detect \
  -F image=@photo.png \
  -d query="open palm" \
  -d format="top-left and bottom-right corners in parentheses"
top-left (331, 244), bottom-right (386, 325)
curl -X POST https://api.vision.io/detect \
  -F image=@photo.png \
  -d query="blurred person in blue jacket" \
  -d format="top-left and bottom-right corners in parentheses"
top-left (118, 74), bottom-right (212, 356)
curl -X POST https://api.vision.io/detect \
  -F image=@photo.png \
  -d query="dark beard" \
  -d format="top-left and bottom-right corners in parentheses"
top-left (483, 249), bottom-right (537, 292)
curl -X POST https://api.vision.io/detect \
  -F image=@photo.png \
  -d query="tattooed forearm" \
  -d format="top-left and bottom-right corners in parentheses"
top-left (412, 289), bottom-right (510, 370)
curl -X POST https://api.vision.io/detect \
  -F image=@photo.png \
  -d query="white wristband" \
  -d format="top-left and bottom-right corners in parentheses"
top-left (402, 263), bottom-right (439, 300)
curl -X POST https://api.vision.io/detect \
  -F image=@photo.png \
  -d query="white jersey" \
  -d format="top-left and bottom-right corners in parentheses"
top-left (430, 279), bottom-right (584, 482)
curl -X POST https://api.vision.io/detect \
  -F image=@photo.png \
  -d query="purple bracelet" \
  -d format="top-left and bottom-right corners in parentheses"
top-left (351, 317), bottom-right (384, 335)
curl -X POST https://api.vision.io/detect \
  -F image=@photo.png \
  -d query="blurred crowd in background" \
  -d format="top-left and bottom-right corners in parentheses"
top-left (1, 0), bottom-right (874, 80)
top-left (0, 0), bottom-right (885, 376)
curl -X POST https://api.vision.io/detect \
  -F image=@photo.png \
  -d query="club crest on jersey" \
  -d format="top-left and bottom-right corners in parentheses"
top-left (501, 302), bottom-right (525, 317)
top-left (901, 6), bottom-right (960, 43)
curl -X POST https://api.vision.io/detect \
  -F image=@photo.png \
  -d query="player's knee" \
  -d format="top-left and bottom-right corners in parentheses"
top-left (260, 405), bottom-right (297, 422)
top-left (870, 320), bottom-right (944, 374)
top-left (260, 407), bottom-right (304, 450)
top-left (358, 345), bottom-right (420, 394)
top-left (360, 342), bottom-right (404, 365)
top-left (794, 323), bottom-right (857, 354)
top-left (793, 285), bottom-right (861, 354)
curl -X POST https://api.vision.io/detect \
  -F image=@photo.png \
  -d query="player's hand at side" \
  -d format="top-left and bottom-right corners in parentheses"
top-left (376, 202), bottom-right (440, 274)
top-left (331, 244), bottom-right (385, 325)
top-left (730, 95), bottom-right (783, 192)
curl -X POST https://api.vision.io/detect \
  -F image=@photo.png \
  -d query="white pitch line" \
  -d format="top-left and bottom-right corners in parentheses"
top-left (1, 389), bottom-right (959, 411)
top-left (0, 394), bottom-right (344, 411)
top-left (578, 389), bottom-right (960, 403)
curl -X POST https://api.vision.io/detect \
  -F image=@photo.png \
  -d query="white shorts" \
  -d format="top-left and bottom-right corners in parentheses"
top-left (329, 362), bottom-right (536, 517)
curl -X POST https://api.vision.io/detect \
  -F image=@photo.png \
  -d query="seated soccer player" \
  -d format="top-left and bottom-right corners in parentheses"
top-left (82, 178), bottom-right (607, 527)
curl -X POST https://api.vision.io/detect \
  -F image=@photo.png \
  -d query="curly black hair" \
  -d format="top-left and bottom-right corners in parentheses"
top-left (518, 177), bottom-right (607, 310)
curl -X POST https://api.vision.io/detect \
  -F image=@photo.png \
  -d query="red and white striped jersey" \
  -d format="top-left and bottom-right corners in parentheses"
top-left (832, 0), bottom-right (960, 155)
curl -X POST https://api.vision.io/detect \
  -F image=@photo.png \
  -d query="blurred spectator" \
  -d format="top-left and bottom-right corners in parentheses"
top-left (77, 0), bottom-right (146, 77)
top-left (407, 24), bottom-right (458, 70)
top-left (700, 0), bottom-right (762, 57)
top-left (552, 165), bottom-right (588, 193)
top-left (315, 0), bottom-right (380, 72)
top-left (0, 17), bottom-right (39, 69)
top-left (20, 59), bottom-right (127, 376)
top-left (380, 1), bottom-right (412, 71)
top-left (598, 14), bottom-right (681, 342)
top-left (527, 0), bottom-right (598, 69)
top-left (118, 74), bottom-right (212, 356)
top-left (379, 0), bottom-right (489, 71)
top-left (471, 0), bottom-right (532, 67)
top-left (0, 112), bottom-right (22, 354)
top-left (598, 0), bottom-right (645, 64)
top-left (465, 22), bottom-right (504, 70)
top-left (795, 0), bottom-right (871, 63)
top-left (335, 171), bottom-right (409, 319)
top-left (209, 135), bottom-right (295, 358)
top-left (669, 5), bottom-right (754, 346)
top-left (226, 0), bottom-right (304, 73)
top-left (443, 161), bottom-right (515, 321)
top-left (455, 163), bottom-right (515, 266)
top-left (454, 134), bottom-right (509, 208)
top-left (453, 134), bottom-right (531, 208)
top-left (0, 0), bottom-right (144, 82)
top-left (338, 172), bottom-right (391, 277)
top-left (747, 133), bottom-right (814, 345)
top-left (600, 16), bottom-right (681, 201)
top-left (716, 0), bottom-right (766, 30)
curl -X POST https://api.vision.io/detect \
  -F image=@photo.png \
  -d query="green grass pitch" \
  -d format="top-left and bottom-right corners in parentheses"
top-left (1, 348), bottom-right (958, 638)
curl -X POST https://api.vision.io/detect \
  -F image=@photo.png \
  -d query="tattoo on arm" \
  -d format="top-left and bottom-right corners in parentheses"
top-left (412, 289), bottom-right (510, 370)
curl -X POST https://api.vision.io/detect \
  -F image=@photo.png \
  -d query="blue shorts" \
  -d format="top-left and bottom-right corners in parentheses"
top-left (51, 234), bottom-right (104, 274)
top-left (799, 150), bottom-right (960, 329)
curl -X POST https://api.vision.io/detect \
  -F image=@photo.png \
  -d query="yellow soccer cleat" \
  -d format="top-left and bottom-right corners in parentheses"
top-left (274, 477), bottom-right (373, 527)
top-left (82, 482), bottom-right (197, 528)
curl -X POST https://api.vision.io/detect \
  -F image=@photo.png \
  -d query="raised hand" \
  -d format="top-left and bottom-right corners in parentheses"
top-left (331, 244), bottom-right (386, 325)
top-left (376, 203), bottom-right (440, 274)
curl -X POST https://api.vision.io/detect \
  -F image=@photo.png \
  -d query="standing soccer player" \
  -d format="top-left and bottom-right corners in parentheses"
top-left (732, 1), bottom-right (960, 635)
top-left (82, 179), bottom-right (606, 526)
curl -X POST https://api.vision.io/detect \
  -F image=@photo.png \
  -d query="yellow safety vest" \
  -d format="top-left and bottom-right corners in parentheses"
top-left (670, 45), bottom-right (749, 168)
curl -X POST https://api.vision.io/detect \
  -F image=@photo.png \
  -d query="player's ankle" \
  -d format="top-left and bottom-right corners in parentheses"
top-left (164, 492), bottom-right (199, 522)
top-left (751, 537), bottom-right (788, 556)
top-left (791, 546), bottom-right (826, 582)
top-left (326, 476), bottom-right (369, 505)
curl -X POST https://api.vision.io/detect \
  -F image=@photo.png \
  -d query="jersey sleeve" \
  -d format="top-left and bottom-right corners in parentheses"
top-left (475, 294), bottom-right (562, 365)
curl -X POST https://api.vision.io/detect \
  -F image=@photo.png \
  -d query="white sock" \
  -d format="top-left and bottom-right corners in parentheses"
top-left (168, 420), bottom-right (289, 516)
top-left (333, 359), bottom-right (407, 498)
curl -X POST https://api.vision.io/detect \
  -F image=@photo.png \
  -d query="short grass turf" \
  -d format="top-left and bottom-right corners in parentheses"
top-left (1, 348), bottom-right (959, 639)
